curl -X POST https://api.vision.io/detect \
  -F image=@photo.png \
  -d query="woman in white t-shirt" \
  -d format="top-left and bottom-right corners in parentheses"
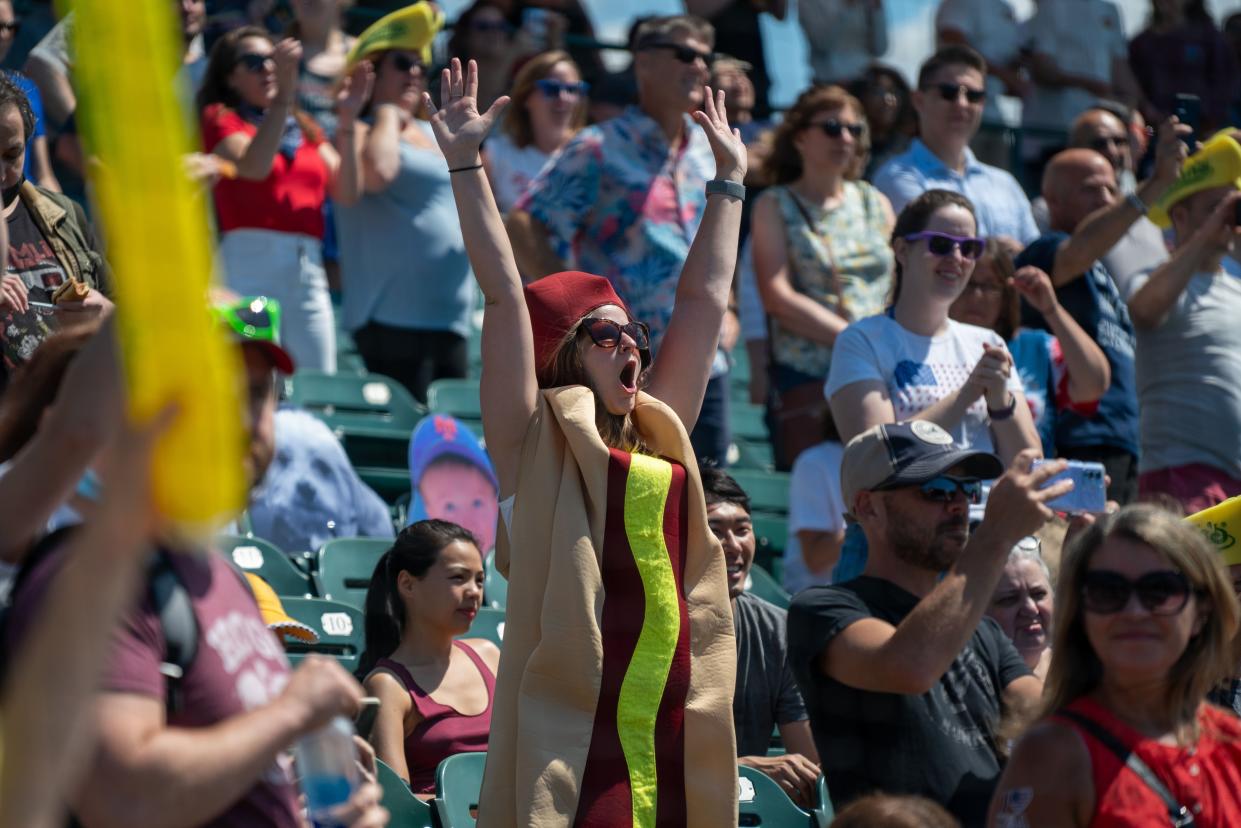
top-left (826, 189), bottom-right (1041, 463)
top-left (483, 49), bottom-right (587, 214)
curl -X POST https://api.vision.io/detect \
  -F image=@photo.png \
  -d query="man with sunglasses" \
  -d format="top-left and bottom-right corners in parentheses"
top-left (509, 14), bottom-right (737, 464)
top-left (874, 45), bottom-right (1039, 245)
top-left (1014, 119), bottom-right (1186, 506)
top-left (788, 421), bottom-right (1070, 824)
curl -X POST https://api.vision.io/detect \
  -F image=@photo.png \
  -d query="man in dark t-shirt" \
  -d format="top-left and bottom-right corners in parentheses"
top-left (787, 422), bottom-right (1064, 826)
top-left (699, 466), bottom-right (819, 807)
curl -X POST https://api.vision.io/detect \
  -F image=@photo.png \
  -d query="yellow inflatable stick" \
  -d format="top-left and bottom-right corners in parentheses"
top-left (346, 2), bottom-right (445, 69)
top-left (69, 0), bottom-right (246, 540)
top-left (1185, 496), bottom-right (1241, 566)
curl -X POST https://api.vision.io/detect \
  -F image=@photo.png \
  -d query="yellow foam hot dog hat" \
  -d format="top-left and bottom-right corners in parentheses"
top-left (1185, 495), bottom-right (1241, 566)
top-left (1148, 131), bottom-right (1241, 228)
top-left (346, 2), bottom-right (445, 69)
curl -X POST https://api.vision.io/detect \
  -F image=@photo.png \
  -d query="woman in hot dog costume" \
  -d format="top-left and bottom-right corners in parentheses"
top-left (423, 59), bottom-right (745, 826)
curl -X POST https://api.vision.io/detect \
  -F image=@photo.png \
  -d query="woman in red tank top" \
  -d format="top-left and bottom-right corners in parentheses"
top-left (988, 504), bottom-right (1241, 827)
top-left (360, 519), bottom-right (499, 796)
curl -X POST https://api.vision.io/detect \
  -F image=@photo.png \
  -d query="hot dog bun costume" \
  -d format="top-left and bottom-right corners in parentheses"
top-left (477, 272), bottom-right (738, 827)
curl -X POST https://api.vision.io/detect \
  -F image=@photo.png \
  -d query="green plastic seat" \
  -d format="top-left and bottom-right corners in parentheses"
top-left (432, 751), bottom-right (487, 828)
top-left (279, 597), bottom-right (366, 673)
top-left (355, 466), bottom-right (412, 505)
top-left (752, 512), bottom-right (788, 556)
top-left (316, 537), bottom-right (392, 610)
top-left (730, 469), bottom-right (791, 515)
top-left (317, 419), bottom-right (414, 471)
top-left (460, 607), bottom-right (505, 647)
top-left (732, 402), bottom-right (770, 443)
top-left (738, 765), bottom-right (816, 827)
top-left (733, 439), bottom-right (776, 472)
top-left (217, 534), bottom-right (312, 597)
top-left (745, 562), bottom-right (791, 610)
top-left (376, 759), bottom-right (434, 827)
top-left (483, 553), bottom-right (507, 610)
top-left (285, 371), bottom-right (425, 431)
top-left (814, 775), bottom-right (834, 826)
top-left (426, 378), bottom-right (483, 420)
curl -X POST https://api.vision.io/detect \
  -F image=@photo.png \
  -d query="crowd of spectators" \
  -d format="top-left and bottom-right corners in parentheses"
top-left (2, 0), bottom-right (1241, 826)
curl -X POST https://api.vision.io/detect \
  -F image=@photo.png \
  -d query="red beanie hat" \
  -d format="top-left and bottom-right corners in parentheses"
top-left (525, 271), bottom-right (631, 388)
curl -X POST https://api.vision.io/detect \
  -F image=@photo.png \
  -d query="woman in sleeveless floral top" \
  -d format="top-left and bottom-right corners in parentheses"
top-left (751, 84), bottom-right (894, 469)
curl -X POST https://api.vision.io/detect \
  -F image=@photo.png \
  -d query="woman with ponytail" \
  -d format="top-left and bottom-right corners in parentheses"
top-left (360, 519), bottom-right (497, 795)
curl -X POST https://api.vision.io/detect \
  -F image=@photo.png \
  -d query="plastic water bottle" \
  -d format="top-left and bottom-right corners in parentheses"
top-left (294, 715), bottom-right (359, 827)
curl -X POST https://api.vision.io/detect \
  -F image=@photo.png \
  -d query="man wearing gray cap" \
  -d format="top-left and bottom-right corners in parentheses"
top-left (787, 421), bottom-right (1069, 826)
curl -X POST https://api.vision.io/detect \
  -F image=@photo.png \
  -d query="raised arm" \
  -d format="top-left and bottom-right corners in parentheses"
top-left (424, 59), bottom-right (535, 496)
top-left (1013, 265), bottom-right (1109, 403)
top-left (210, 39), bottom-right (303, 182)
top-left (646, 88), bottom-right (747, 430)
top-left (322, 62), bottom-right (373, 206)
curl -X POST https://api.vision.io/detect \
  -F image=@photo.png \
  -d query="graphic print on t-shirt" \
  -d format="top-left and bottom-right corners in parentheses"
top-left (892, 359), bottom-right (985, 423)
top-left (0, 200), bottom-right (68, 373)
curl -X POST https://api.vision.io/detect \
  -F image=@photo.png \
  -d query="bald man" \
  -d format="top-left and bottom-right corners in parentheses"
top-left (1013, 122), bottom-right (1186, 503)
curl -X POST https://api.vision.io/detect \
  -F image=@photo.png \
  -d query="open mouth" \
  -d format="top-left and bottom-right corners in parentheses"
top-left (618, 359), bottom-right (639, 394)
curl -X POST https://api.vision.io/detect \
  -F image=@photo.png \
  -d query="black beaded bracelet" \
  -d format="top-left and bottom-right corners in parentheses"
top-left (448, 162), bottom-right (484, 174)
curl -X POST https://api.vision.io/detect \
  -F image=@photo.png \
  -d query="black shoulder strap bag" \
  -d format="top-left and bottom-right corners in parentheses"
top-left (1058, 709), bottom-right (1196, 828)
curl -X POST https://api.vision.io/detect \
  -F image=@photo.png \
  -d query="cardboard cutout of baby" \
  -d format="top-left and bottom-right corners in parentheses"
top-left (408, 415), bottom-right (499, 552)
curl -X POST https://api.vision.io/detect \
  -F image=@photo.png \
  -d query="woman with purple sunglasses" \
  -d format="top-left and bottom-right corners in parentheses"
top-left (827, 188), bottom-right (1041, 462)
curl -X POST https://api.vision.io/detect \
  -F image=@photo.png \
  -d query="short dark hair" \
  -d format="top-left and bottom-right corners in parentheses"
top-left (917, 45), bottom-right (987, 90)
top-left (699, 466), bottom-right (751, 515)
top-left (0, 72), bottom-right (35, 144)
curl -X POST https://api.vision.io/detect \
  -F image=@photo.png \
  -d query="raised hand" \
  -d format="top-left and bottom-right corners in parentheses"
top-left (423, 58), bottom-right (510, 168)
top-left (273, 38), bottom-right (302, 104)
top-left (1011, 265), bottom-right (1058, 316)
top-left (980, 451), bottom-right (1072, 545)
top-left (336, 61), bottom-right (375, 123)
top-left (692, 86), bottom-right (747, 184)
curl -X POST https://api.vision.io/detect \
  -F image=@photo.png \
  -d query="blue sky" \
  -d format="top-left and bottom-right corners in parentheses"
top-left (442, 0), bottom-right (1241, 109)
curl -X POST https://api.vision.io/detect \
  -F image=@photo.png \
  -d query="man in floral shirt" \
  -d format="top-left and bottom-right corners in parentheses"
top-left (507, 14), bottom-right (734, 464)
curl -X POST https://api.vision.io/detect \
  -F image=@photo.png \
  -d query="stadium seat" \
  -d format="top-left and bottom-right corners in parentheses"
top-left (751, 513), bottom-right (788, 586)
top-left (433, 752), bottom-right (487, 828)
top-left (745, 563), bottom-right (791, 610)
top-left (355, 466), bottom-right (412, 505)
top-left (279, 597), bottom-right (366, 673)
top-left (733, 439), bottom-right (777, 472)
top-left (376, 759), bottom-right (434, 827)
top-left (738, 765), bottom-right (816, 827)
top-left (483, 553), bottom-right (508, 610)
top-left (319, 419), bottom-right (413, 471)
top-left (217, 534), bottom-right (312, 597)
top-left (426, 378), bottom-right (483, 420)
top-left (814, 775), bottom-right (834, 826)
top-left (461, 607), bottom-right (505, 647)
top-left (729, 469), bottom-right (791, 514)
top-left (731, 402), bottom-right (770, 443)
top-left (285, 371), bottom-right (425, 432)
top-left (317, 537), bottom-right (391, 610)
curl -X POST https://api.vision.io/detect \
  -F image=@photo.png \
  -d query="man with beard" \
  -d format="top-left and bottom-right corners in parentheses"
top-left (787, 421), bottom-right (1068, 826)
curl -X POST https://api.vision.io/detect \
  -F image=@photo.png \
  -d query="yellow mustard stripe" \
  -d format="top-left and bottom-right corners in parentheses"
top-left (616, 454), bottom-right (681, 828)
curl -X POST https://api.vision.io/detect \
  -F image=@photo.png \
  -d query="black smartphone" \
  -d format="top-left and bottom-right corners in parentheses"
top-left (1173, 93), bottom-right (1201, 150)
top-left (354, 696), bottom-right (381, 741)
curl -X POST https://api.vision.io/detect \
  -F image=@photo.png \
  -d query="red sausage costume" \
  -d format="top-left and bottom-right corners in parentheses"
top-left (476, 272), bottom-right (738, 827)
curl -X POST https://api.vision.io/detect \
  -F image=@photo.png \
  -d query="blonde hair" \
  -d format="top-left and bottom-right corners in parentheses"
top-left (504, 50), bottom-right (588, 149)
top-left (1040, 504), bottom-right (1241, 741)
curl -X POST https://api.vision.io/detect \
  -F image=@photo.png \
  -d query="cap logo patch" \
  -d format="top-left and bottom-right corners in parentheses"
top-left (911, 420), bottom-right (953, 445)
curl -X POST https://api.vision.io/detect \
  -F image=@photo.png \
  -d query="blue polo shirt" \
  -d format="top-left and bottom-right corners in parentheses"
top-left (1016, 232), bottom-right (1139, 457)
top-left (874, 139), bottom-right (1039, 244)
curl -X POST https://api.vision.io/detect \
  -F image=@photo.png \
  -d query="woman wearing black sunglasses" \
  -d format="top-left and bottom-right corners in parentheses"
top-left (424, 58), bottom-right (746, 825)
top-left (989, 504), bottom-right (1241, 827)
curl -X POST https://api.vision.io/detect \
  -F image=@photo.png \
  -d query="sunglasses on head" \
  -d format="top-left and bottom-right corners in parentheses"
top-left (929, 82), bottom-right (985, 105)
top-left (237, 52), bottom-right (274, 73)
top-left (914, 476), bottom-right (983, 504)
top-left (812, 119), bottom-right (865, 139)
top-left (904, 231), bottom-right (985, 260)
top-left (642, 40), bottom-right (714, 66)
top-left (580, 317), bottom-right (651, 361)
top-left (0, 20), bottom-right (21, 36)
top-left (388, 53), bottom-right (425, 75)
top-left (535, 78), bottom-right (590, 99)
top-left (1081, 569), bottom-right (1195, 616)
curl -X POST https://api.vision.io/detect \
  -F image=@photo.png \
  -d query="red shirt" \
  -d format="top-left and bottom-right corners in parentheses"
top-left (201, 103), bottom-right (327, 239)
top-left (1058, 696), bottom-right (1241, 827)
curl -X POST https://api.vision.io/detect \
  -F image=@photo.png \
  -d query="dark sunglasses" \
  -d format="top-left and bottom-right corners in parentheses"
top-left (904, 231), bottom-right (985, 260)
top-left (642, 40), bottom-right (714, 66)
top-left (929, 82), bottom-right (985, 105)
top-left (1087, 135), bottom-right (1127, 152)
top-left (0, 20), bottom-right (21, 36)
top-left (237, 52), bottom-right (274, 73)
top-left (915, 476), bottom-right (983, 504)
top-left (1081, 569), bottom-right (1195, 616)
top-left (580, 317), bottom-right (651, 362)
top-left (535, 78), bottom-right (590, 99)
top-left (812, 119), bottom-right (864, 139)
top-left (388, 53), bottom-right (425, 75)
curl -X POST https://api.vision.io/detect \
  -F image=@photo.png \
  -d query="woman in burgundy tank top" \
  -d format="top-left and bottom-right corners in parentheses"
top-left (988, 505), bottom-right (1241, 827)
top-left (359, 519), bottom-right (500, 795)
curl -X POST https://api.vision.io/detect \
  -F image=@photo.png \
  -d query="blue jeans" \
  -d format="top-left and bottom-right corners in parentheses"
top-left (690, 372), bottom-right (730, 467)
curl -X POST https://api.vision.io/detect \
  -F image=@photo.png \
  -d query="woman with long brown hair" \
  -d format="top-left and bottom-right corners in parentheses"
top-left (989, 505), bottom-right (1241, 827)
top-left (751, 83), bottom-right (895, 469)
top-left (425, 57), bottom-right (745, 826)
